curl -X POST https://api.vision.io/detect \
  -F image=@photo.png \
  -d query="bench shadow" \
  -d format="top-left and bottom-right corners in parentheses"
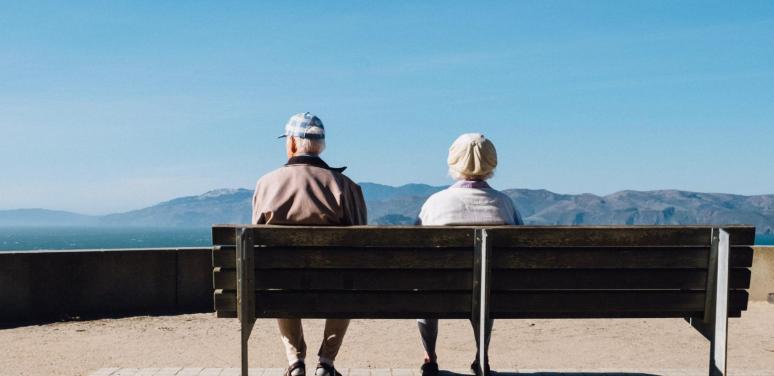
top-left (439, 371), bottom-right (659, 376)
top-left (0, 309), bottom-right (211, 329)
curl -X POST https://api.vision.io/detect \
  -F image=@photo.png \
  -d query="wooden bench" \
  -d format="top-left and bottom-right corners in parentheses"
top-left (211, 225), bottom-right (755, 376)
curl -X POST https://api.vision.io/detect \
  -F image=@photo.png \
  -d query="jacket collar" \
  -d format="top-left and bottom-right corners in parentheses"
top-left (285, 155), bottom-right (347, 173)
top-left (451, 180), bottom-right (491, 189)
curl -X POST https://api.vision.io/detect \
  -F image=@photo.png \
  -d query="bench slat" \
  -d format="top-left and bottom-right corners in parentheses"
top-left (491, 290), bottom-right (748, 317)
top-left (212, 246), bottom-right (753, 269)
top-left (491, 246), bottom-right (753, 269)
top-left (213, 226), bottom-right (474, 247)
top-left (212, 309), bottom-right (743, 319)
top-left (212, 268), bottom-right (751, 291)
top-left (214, 290), bottom-right (472, 319)
top-left (212, 225), bottom-right (756, 247)
top-left (214, 268), bottom-right (472, 291)
top-left (492, 268), bottom-right (751, 290)
top-left (213, 247), bottom-right (472, 269)
top-left (213, 290), bottom-right (748, 319)
top-left (487, 226), bottom-right (755, 246)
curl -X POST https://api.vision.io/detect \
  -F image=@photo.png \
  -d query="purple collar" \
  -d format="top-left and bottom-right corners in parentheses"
top-left (452, 180), bottom-right (491, 189)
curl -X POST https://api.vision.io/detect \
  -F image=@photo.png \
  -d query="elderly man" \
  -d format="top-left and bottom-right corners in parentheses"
top-left (252, 112), bottom-right (367, 376)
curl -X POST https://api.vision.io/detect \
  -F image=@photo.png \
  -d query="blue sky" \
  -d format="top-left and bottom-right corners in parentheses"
top-left (1, 1), bottom-right (773, 214)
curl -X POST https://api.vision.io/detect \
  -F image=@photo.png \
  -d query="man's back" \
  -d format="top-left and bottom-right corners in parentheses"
top-left (252, 155), bottom-right (367, 226)
top-left (255, 112), bottom-right (365, 376)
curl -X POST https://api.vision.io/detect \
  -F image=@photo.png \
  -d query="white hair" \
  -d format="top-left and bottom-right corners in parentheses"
top-left (288, 136), bottom-right (326, 155)
top-left (448, 168), bottom-right (494, 181)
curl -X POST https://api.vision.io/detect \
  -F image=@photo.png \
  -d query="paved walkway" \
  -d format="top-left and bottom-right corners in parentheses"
top-left (87, 368), bottom-right (774, 376)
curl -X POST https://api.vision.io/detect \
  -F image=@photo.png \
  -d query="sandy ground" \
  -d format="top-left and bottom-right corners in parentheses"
top-left (1, 303), bottom-right (773, 376)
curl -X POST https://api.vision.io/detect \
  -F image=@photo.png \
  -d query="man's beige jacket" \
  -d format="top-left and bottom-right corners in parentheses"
top-left (251, 156), bottom-right (367, 226)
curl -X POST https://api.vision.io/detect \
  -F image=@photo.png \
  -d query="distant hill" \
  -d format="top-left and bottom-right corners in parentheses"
top-left (0, 184), bottom-right (772, 234)
top-left (101, 188), bottom-right (253, 227)
top-left (360, 182), bottom-right (446, 224)
top-left (360, 182), bottom-right (446, 202)
top-left (507, 189), bottom-right (774, 233)
top-left (0, 209), bottom-right (98, 226)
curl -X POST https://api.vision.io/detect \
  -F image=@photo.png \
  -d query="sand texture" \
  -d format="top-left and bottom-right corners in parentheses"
top-left (1, 303), bottom-right (772, 376)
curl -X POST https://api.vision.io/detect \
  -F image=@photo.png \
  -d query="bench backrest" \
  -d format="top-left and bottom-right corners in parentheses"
top-left (212, 225), bottom-right (755, 320)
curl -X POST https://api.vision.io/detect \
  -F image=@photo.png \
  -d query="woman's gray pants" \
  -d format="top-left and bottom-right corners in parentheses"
top-left (417, 318), bottom-right (493, 361)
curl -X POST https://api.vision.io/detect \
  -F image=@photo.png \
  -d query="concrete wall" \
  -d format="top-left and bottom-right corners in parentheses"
top-left (0, 248), bottom-right (213, 323)
top-left (751, 246), bottom-right (774, 302)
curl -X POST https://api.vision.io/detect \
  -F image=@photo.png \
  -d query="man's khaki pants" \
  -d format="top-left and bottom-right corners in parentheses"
top-left (278, 318), bottom-right (350, 363)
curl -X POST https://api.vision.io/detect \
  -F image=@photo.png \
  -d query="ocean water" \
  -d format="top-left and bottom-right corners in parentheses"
top-left (0, 227), bottom-right (211, 251)
top-left (0, 226), bottom-right (772, 251)
top-left (757, 234), bottom-right (774, 245)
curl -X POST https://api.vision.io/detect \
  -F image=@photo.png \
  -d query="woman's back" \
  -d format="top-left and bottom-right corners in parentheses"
top-left (418, 180), bottom-right (523, 226)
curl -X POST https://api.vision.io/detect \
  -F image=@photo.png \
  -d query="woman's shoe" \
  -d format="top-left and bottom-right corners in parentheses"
top-left (315, 363), bottom-right (342, 376)
top-left (470, 361), bottom-right (491, 376)
top-left (420, 362), bottom-right (439, 376)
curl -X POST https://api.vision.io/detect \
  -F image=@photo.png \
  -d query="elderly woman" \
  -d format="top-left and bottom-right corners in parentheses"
top-left (416, 133), bottom-right (523, 376)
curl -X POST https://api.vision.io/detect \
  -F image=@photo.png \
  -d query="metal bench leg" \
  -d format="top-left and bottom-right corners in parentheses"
top-left (687, 228), bottom-right (729, 376)
top-left (241, 319), bottom-right (255, 376)
top-left (237, 228), bottom-right (257, 376)
top-left (472, 229), bottom-right (491, 375)
top-left (708, 228), bottom-right (730, 376)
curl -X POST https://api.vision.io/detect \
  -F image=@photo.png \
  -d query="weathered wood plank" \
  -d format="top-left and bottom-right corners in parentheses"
top-left (491, 246), bottom-right (753, 269)
top-left (723, 226), bottom-right (757, 245)
top-left (213, 268), bottom-right (751, 291)
top-left (213, 225), bottom-right (755, 247)
top-left (492, 247), bottom-right (708, 268)
top-left (214, 290), bottom-right (748, 319)
top-left (217, 310), bottom-right (237, 318)
top-left (215, 290), bottom-right (472, 318)
top-left (213, 245), bottom-right (752, 269)
top-left (729, 246), bottom-right (754, 267)
top-left (214, 288), bottom-right (235, 317)
top-left (213, 226), bottom-right (475, 247)
top-left (491, 310), bottom-right (744, 319)
top-left (213, 247), bottom-right (472, 269)
top-left (214, 268), bottom-right (472, 291)
top-left (491, 268), bottom-right (751, 290)
top-left (212, 308), bottom-right (745, 319)
top-left (213, 288), bottom-right (234, 314)
top-left (486, 226), bottom-right (755, 246)
top-left (490, 290), bottom-right (748, 317)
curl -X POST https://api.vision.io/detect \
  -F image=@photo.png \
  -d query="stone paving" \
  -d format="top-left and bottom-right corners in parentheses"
top-left (86, 368), bottom-right (774, 376)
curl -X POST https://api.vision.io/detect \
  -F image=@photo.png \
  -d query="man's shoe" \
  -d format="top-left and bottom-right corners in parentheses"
top-left (421, 362), bottom-right (440, 376)
top-left (470, 361), bottom-right (491, 376)
top-left (286, 360), bottom-right (306, 376)
top-left (315, 363), bottom-right (342, 376)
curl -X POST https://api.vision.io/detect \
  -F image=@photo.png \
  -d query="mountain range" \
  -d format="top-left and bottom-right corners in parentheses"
top-left (0, 183), bottom-right (772, 234)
